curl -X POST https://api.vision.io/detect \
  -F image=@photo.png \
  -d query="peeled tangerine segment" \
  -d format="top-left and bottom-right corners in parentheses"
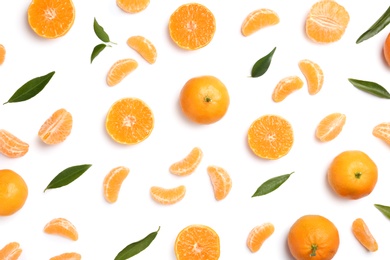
top-left (315, 113), bottom-right (346, 142)
top-left (38, 108), bottom-right (73, 145)
top-left (207, 165), bottom-right (232, 201)
top-left (106, 58), bottom-right (138, 87)
top-left (352, 218), bottom-right (378, 252)
top-left (127, 35), bottom-right (157, 64)
top-left (298, 59), bottom-right (324, 95)
top-left (0, 129), bottom-right (29, 158)
top-left (103, 166), bottom-right (130, 203)
top-left (43, 218), bottom-right (78, 241)
top-left (0, 242), bottom-right (22, 259)
top-left (241, 8), bottom-right (279, 36)
top-left (373, 122), bottom-right (390, 145)
top-left (247, 223), bottom-right (275, 253)
top-left (150, 185), bottom-right (186, 205)
top-left (169, 147), bottom-right (203, 176)
top-left (272, 76), bottom-right (304, 102)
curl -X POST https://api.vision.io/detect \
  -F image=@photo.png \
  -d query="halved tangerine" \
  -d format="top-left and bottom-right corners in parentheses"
top-left (169, 147), bottom-right (203, 176)
top-left (0, 242), bottom-right (22, 260)
top-left (103, 166), bottom-right (129, 203)
top-left (106, 58), bottom-right (138, 87)
top-left (298, 59), bottom-right (324, 95)
top-left (207, 165), bottom-right (232, 201)
top-left (150, 185), bottom-right (186, 205)
top-left (43, 217), bottom-right (78, 241)
top-left (127, 35), bottom-right (157, 64)
top-left (241, 8), bottom-right (279, 36)
top-left (247, 223), bottom-right (275, 253)
top-left (315, 112), bottom-right (346, 142)
top-left (352, 218), bottom-right (378, 252)
top-left (116, 0), bottom-right (150, 13)
top-left (38, 108), bottom-right (73, 145)
top-left (272, 76), bottom-right (304, 102)
top-left (0, 129), bottom-right (29, 158)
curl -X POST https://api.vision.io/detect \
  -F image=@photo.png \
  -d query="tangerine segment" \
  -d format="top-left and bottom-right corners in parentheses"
top-left (50, 252), bottom-right (81, 260)
top-left (247, 223), bottom-right (275, 253)
top-left (352, 218), bottom-right (378, 252)
top-left (103, 166), bottom-right (129, 203)
top-left (373, 122), bottom-right (390, 145)
top-left (27, 0), bottom-right (75, 39)
top-left (0, 242), bottom-right (22, 260)
top-left (116, 0), bottom-right (150, 13)
top-left (241, 8), bottom-right (279, 36)
top-left (106, 58), bottom-right (138, 87)
top-left (175, 224), bottom-right (220, 260)
top-left (150, 185), bottom-right (186, 205)
top-left (127, 36), bottom-right (157, 64)
top-left (169, 147), bottom-right (203, 176)
top-left (298, 59), bottom-right (324, 95)
top-left (305, 0), bottom-right (350, 43)
top-left (0, 44), bottom-right (5, 65)
top-left (248, 115), bottom-right (294, 160)
top-left (272, 76), bottom-right (303, 102)
top-left (315, 113), bottom-right (346, 142)
top-left (169, 3), bottom-right (216, 50)
top-left (43, 218), bottom-right (78, 241)
top-left (105, 97), bottom-right (154, 145)
top-left (207, 165), bottom-right (232, 201)
top-left (38, 108), bottom-right (73, 145)
top-left (0, 129), bottom-right (29, 158)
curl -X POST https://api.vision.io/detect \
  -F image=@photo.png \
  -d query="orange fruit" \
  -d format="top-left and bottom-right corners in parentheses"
top-left (116, 0), bottom-right (149, 13)
top-left (247, 114), bottom-right (294, 160)
top-left (0, 242), bottom-right (22, 260)
top-left (127, 35), bottom-right (157, 64)
top-left (50, 252), bottom-right (81, 260)
top-left (207, 165), bottom-right (232, 201)
top-left (384, 33), bottom-right (390, 67)
top-left (298, 59), bottom-right (324, 95)
top-left (169, 147), bottom-right (203, 176)
top-left (27, 0), bottom-right (75, 39)
top-left (150, 185), bottom-right (186, 205)
top-left (38, 108), bottom-right (73, 145)
top-left (0, 44), bottom-right (5, 65)
top-left (106, 58), bottom-right (138, 87)
top-left (105, 97), bottom-right (154, 145)
top-left (305, 0), bottom-right (350, 43)
top-left (0, 169), bottom-right (28, 216)
top-left (169, 3), bottom-right (216, 50)
top-left (241, 8), bottom-right (280, 37)
top-left (315, 112), bottom-right (346, 142)
top-left (43, 217), bottom-right (78, 241)
top-left (174, 224), bottom-right (220, 260)
top-left (327, 150), bottom-right (378, 200)
top-left (103, 166), bottom-right (129, 203)
top-left (246, 223), bottom-right (275, 253)
top-left (373, 122), bottom-right (390, 145)
top-left (288, 215), bottom-right (339, 260)
top-left (272, 76), bottom-right (304, 102)
top-left (0, 129), bottom-right (29, 158)
top-left (179, 75), bottom-right (230, 124)
top-left (352, 218), bottom-right (378, 252)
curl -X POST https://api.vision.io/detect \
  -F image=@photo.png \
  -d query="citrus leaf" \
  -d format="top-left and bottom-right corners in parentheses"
top-left (91, 43), bottom-right (107, 63)
top-left (251, 47), bottom-right (276, 78)
top-left (252, 172), bottom-right (294, 197)
top-left (374, 204), bottom-right (390, 219)
top-left (114, 227), bottom-right (160, 260)
top-left (356, 6), bottom-right (390, 44)
top-left (348, 78), bottom-right (390, 99)
top-left (4, 71), bottom-right (55, 104)
top-left (93, 17), bottom-right (110, 42)
top-left (44, 164), bottom-right (92, 192)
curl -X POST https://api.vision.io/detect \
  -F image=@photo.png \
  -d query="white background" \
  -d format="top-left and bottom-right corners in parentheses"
top-left (1, 0), bottom-right (390, 259)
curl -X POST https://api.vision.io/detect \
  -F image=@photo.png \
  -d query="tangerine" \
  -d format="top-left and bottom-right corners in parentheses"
top-left (0, 169), bottom-right (28, 216)
top-left (384, 33), bottom-right (390, 67)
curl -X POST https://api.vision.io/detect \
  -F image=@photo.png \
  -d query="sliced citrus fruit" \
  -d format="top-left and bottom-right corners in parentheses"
top-left (241, 8), bottom-right (279, 37)
top-left (127, 35), bottom-right (157, 64)
top-left (105, 97), bottom-right (154, 145)
top-left (150, 185), bottom-right (186, 205)
top-left (247, 223), bottom-right (275, 253)
top-left (38, 108), bottom-right (73, 145)
top-left (373, 122), bottom-right (390, 145)
top-left (175, 224), bottom-right (220, 260)
top-left (315, 112), bottom-right (346, 142)
top-left (305, 0), bottom-right (350, 43)
top-left (352, 218), bottom-right (378, 252)
top-left (247, 114), bottom-right (294, 160)
top-left (50, 252), bottom-right (81, 260)
top-left (0, 242), bottom-right (22, 260)
top-left (169, 3), bottom-right (216, 50)
top-left (169, 147), bottom-right (203, 176)
top-left (0, 129), bottom-right (29, 158)
top-left (27, 0), bottom-right (76, 39)
top-left (298, 59), bottom-right (324, 95)
top-left (0, 44), bottom-right (5, 65)
top-left (207, 165), bottom-right (232, 201)
top-left (43, 218), bottom-right (78, 241)
top-left (103, 166), bottom-right (129, 203)
top-left (106, 58), bottom-right (138, 87)
top-left (116, 0), bottom-right (149, 13)
top-left (272, 76), bottom-right (304, 102)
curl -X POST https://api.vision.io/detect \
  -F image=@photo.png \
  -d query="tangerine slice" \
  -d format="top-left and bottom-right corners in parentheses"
top-left (50, 252), bottom-right (81, 260)
top-left (241, 8), bottom-right (279, 36)
top-left (43, 218), bottom-right (78, 241)
top-left (247, 115), bottom-right (294, 160)
top-left (352, 218), bottom-right (378, 252)
top-left (298, 59), bottom-right (324, 95)
top-left (0, 242), bottom-right (22, 260)
top-left (0, 129), bottom-right (29, 158)
top-left (207, 165), bottom-right (232, 201)
top-left (116, 0), bottom-right (150, 13)
top-left (373, 122), bottom-right (390, 145)
top-left (169, 147), bottom-right (203, 176)
top-left (127, 35), bottom-right (157, 64)
top-left (247, 223), bottom-right (275, 253)
top-left (106, 58), bottom-right (138, 87)
top-left (150, 185), bottom-right (186, 205)
top-left (103, 166), bottom-right (129, 203)
top-left (315, 112), bottom-right (346, 142)
top-left (169, 3), bottom-right (216, 50)
top-left (38, 108), bottom-right (73, 145)
top-left (0, 44), bottom-right (5, 65)
top-left (272, 76), bottom-right (304, 102)
top-left (105, 97), bottom-right (154, 145)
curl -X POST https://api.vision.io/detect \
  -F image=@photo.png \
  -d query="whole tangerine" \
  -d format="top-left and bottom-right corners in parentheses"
top-left (384, 33), bottom-right (390, 67)
top-left (0, 169), bottom-right (28, 216)
top-left (179, 75), bottom-right (230, 124)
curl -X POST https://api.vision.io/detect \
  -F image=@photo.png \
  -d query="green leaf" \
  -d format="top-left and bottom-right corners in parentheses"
top-left (374, 204), bottom-right (390, 220)
top-left (94, 17), bottom-right (110, 42)
top-left (91, 43), bottom-right (107, 63)
top-left (44, 164), bottom-right (92, 192)
top-left (356, 6), bottom-right (390, 44)
top-left (251, 47), bottom-right (276, 78)
top-left (252, 172), bottom-right (294, 197)
top-left (114, 227), bottom-right (160, 260)
top-left (348, 78), bottom-right (390, 99)
top-left (4, 71), bottom-right (55, 104)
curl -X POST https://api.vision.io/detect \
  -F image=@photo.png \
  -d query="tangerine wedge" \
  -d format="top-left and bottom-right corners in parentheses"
top-left (272, 76), bottom-right (303, 102)
top-left (150, 185), bottom-right (186, 205)
top-left (127, 35), bottom-right (157, 64)
top-left (0, 44), bottom-right (5, 65)
top-left (106, 58), bottom-right (138, 87)
top-left (38, 108), bottom-right (73, 145)
top-left (43, 218), bottom-right (78, 241)
top-left (247, 223), bottom-right (275, 253)
top-left (241, 8), bottom-right (279, 36)
top-left (352, 218), bottom-right (378, 252)
top-left (169, 147), bottom-right (203, 176)
top-left (315, 112), bottom-right (346, 142)
top-left (0, 242), bottom-right (22, 260)
top-left (103, 166), bottom-right (129, 203)
top-left (116, 0), bottom-right (150, 13)
top-left (207, 165), bottom-right (232, 201)
top-left (0, 129), bottom-right (29, 158)
top-left (50, 252), bottom-right (81, 260)
top-left (373, 122), bottom-right (390, 145)
top-left (298, 59), bottom-right (324, 95)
